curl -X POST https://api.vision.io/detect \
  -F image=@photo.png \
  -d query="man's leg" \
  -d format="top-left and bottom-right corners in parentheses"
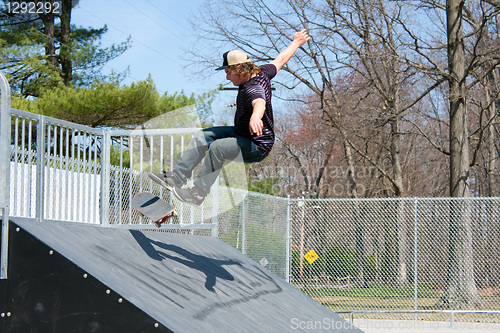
top-left (172, 133), bottom-right (268, 205)
top-left (171, 126), bottom-right (236, 184)
top-left (193, 135), bottom-right (268, 197)
top-left (149, 126), bottom-right (235, 190)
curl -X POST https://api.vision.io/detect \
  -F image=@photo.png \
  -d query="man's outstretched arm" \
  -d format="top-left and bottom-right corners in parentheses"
top-left (270, 29), bottom-right (310, 73)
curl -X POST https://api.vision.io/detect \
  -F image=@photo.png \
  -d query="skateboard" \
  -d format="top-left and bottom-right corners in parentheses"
top-left (131, 192), bottom-right (178, 228)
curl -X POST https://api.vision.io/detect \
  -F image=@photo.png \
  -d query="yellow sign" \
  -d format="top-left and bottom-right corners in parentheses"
top-left (304, 249), bottom-right (319, 264)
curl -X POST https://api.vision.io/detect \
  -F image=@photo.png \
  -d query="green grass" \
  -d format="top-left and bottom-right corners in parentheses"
top-left (297, 283), bottom-right (500, 315)
top-left (303, 283), bottom-right (441, 298)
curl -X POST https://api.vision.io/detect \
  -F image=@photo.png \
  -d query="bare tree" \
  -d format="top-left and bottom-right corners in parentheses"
top-left (432, 0), bottom-right (499, 309)
top-left (470, 5), bottom-right (500, 197)
top-left (192, 0), bottom-right (422, 288)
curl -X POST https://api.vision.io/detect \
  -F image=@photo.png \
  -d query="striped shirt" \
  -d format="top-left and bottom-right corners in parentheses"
top-left (234, 64), bottom-right (277, 153)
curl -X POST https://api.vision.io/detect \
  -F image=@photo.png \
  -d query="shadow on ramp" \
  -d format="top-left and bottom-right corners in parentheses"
top-left (1, 219), bottom-right (364, 332)
top-left (130, 230), bottom-right (239, 293)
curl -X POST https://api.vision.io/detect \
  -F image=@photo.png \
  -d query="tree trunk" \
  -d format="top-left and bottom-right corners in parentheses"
top-left (486, 76), bottom-right (497, 198)
top-left (60, 0), bottom-right (73, 85)
top-left (437, 0), bottom-right (481, 309)
top-left (390, 117), bottom-right (404, 197)
top-left (37, 0), bottom-right (58, 69)
top-left (390, 116), bottom-right (410, 288)
top-left (344, 140), bottom-right (368, 288)
top-left (486, 6), bottom-right (499, 197)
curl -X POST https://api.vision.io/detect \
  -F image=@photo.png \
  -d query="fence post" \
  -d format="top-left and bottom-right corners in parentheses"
top-left (211, 177), bottom-right (219, 237)
top-left (0, 72), bottom-right (11, 279)
top-left (414, 198), bottom-right (419, 320)
top-left (286, 195), bottom-right (291, 283)
top-left (241, 195), bottom-right (246, 255)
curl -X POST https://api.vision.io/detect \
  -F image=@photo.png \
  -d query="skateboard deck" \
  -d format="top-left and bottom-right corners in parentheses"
top-left (131, 192), bottom-right (178, 228)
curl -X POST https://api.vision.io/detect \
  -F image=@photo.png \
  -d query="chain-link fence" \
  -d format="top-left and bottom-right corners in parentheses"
top-left (203, 191), bottom-right (500, 321)
top-left (215, 188), bottom-right (289, 279)
top-left (288, 197), bottom-right (500, 322)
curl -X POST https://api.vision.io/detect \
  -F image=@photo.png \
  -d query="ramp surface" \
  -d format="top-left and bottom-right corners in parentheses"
top-left (12, 219), bottom-right (363, 332)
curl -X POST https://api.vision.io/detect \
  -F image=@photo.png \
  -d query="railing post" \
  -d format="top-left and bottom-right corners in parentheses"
top-left (35, 116), bottom-right (46, 223)
top-left (0, 72), bottom-right (12, 279)
top-left (100, 131), bottom-right (111, 225)
top-left (211, 179), bottom-right (219, 237)
top-left (241, 196), bottom-right (246, 255)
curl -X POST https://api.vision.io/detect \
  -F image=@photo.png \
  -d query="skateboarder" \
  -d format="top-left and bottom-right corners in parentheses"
top-left (149, 29), bottom-right (310, 205)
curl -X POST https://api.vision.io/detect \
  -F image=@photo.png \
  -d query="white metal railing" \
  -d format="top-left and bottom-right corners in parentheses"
top-left (8, 107), bottom-right (217, 234)
top-left (10, 109), bottom-right (105, 223)
top-left (106, 127), bottom-right (208, 229)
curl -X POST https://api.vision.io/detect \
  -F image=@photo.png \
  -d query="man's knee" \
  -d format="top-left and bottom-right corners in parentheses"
top-left (209, 139), bottom-right (240, 161)
top-left (193, 130), bottom-right (208, 144)
top-left (208, 140), bottom-right (224, 157)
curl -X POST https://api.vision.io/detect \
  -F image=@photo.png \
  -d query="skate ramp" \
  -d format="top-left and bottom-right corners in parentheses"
top-left (3, 219), bottom-right (363, 332)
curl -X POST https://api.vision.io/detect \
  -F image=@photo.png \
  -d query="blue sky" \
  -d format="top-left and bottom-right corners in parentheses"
top-left (72, 0), bottom-right (224, 97)
top-left (70, 0), bottom-right (300, 124)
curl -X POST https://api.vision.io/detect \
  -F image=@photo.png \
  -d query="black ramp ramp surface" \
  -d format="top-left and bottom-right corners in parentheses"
top-left (13, 220), bottom-right (364, 333)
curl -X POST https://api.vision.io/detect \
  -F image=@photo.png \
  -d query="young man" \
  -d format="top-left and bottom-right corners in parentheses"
top-left (149, 29), bottom-right (310, 205)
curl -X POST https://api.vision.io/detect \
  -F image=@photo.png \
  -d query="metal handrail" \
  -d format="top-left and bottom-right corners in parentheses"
top-left (1, 71), bottom-right (12, 279)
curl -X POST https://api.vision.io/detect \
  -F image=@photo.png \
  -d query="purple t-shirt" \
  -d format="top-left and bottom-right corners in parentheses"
top-left (234, 64), bottom-right (277, 153)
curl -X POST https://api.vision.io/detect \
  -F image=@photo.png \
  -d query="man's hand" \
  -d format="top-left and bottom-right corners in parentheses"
top-left (270, 29), bottom-right (310, 72)
top-left (249, 116), bottom-right (264, 136)
top-left (250, 98), bottom-right (266, 136)
top-left (293, 29), bottom-right (310, 47)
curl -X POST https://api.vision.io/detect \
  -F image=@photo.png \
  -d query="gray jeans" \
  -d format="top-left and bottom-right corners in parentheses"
top-left (172, 126), bottom-right (268, 196)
